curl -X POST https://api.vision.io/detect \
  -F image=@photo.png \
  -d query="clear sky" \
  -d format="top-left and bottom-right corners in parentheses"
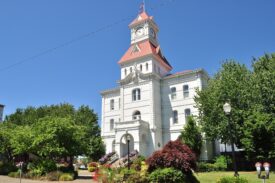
top-left (0, 0), bottom-right (274, 123)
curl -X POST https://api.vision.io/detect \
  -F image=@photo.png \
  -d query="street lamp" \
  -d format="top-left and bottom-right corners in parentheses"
top-left (223, 102), bottom-right (239, 177)
top-left (125, 132), bottom-right (131, 170)
top-left (255, 162), bottom-right (271, 183)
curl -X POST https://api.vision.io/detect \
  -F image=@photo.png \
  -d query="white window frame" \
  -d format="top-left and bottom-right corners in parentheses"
top-left (183, 85), bottom-right (189, 98)
top-left (132, 88), bottom-right (141, 101)
top-left (171, 87), bottom-right (177, 100)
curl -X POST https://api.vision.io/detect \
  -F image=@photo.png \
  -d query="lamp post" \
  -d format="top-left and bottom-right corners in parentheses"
top-left (255, 162), bottom-right (271, 183)
top-left (223, 102), bottom-right (239, 177)
top-left (125, 132), bottom-right (131, 170)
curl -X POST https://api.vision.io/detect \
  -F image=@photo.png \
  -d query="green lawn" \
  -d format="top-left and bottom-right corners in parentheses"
top-left (195, 171), bottom-right (275, 183)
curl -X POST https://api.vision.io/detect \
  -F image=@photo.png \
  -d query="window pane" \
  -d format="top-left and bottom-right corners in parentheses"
top-left (110, 119), bottom-right (114, 130)
top-left (173, 110), bottom-right (178, 124)
top-left (110, 99), bottom-right (114, 110)
top-left (171, 87), bottom-right (176, 100)
top-left (183, 85), bottom-right (189, 98)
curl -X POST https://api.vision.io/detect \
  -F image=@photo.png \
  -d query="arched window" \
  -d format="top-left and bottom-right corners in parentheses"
top-left (171, 87), bottom-right (177, 100)
top-left (146, 63), bottom-right (149, 71)
top-left (133, 111), bottom-right (141, 120)
top-left (110, 99), bottom-right (114, 110)
top-left (132, 88), bottom-right (141, 101)
top-left (124, 68), bottom-right (127, 76)
top-left (183, 85), bottom-right (189, 98)
top-left (110, 119), bottom-right (114, 131)
top-left (173, 110), bottom-right (178, 124)
top-left (140, 64), bottom-right (143, 71)
top-left (185, 108), bottom-right (191, 122)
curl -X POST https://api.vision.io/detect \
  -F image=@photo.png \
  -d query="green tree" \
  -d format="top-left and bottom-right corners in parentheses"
top-left (241, 54), bottom-right (275, 160)
top-left (1, 104), bottom-right (105, 162)
top-left (195, 61), bottom-right (252, 147)
top-left (179, 116), bottom-right (202, 157)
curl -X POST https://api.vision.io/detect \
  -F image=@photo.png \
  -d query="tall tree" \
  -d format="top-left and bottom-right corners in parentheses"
top-left (241, 54), bottom-right (275, 160)
top-left (195, 61), bottom-right (252, 147)
top-left (179, 116), bottom-right (202, 157)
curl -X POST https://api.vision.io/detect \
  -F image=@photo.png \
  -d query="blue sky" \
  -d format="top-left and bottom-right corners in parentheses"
top-left (0, 0), bottom-right (274, 122)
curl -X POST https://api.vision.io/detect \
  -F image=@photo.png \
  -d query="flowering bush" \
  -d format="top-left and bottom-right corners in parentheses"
top-left (146, 139), bottom-right (197, 173)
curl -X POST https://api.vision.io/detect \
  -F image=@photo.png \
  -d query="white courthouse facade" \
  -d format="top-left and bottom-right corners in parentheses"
top-left (101, 10), bottom-right (214, 160)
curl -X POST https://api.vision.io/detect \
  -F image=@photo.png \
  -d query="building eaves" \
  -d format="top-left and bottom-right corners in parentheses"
top-left (163, 68), bottom-right (209, 80)
top-left (100, 88), bottom-right (120, 96)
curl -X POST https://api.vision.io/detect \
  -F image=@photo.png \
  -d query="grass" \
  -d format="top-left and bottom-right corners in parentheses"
top-left (195, 171), bottom-right (275, 183)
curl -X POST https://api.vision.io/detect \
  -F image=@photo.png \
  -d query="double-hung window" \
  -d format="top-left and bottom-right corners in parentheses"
top-left (183, 85), bottom-right (189, 98)
top-left (132, 88), bottom-right (141, 101)
top-left (171, 87), bottom-right (177, 100)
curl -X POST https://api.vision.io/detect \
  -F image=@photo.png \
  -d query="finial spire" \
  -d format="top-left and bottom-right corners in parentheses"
top-left (139, 0), bottom-right (145, 13)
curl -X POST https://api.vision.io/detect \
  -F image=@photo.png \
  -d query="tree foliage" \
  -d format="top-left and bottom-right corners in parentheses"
top-left (179, 116), bottom-right (202, 157)
top-left (195, 53), bottom-right (275, 160)
top-left (146, 139), bottom-right (197, 174)
top-left (0, 104), bottom-right (105, 162)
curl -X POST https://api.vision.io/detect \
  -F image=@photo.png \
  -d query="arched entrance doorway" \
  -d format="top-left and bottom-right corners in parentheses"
top-left (120, 133), bottom-right (134, 157)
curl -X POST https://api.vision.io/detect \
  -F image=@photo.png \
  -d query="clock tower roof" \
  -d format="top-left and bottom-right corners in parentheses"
top-left (129, 11), bottom-right (153, 28)
top-left (118, 40), bottom-right (172, 71)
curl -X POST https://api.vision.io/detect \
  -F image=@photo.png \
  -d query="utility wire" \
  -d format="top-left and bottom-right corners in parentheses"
top-left (0, 0), bottom-right (176, 73)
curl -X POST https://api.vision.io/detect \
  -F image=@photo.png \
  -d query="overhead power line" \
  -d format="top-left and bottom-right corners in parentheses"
top-left (0, 0), bottom-right (176, 73)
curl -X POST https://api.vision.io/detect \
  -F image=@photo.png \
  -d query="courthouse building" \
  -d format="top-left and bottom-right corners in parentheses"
top-left (101, 9), bottom-right (214, 160)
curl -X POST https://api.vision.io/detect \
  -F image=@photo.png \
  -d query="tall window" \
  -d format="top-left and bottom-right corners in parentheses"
top-left (124, 68), bottom-right (127, 76)
top-left (173, 110), bottom-right (178, 124)
top-left (132, 88), bottom-right (141, 101)
top-left (119, 98), bottom-right (121, 109)
top-left (146, 63), bottom-right (149, 71)
top-left (183, 85), bottom-right (189, 98)
top-left (133, 111), bottom-right (141, 120)
top-left (110, 119), bottom-right (114, 131)
top-left (171, 87), bottom-right (177, 100)
top-left (112, 140), bottom-right (115, 152)
top-left (185, 108), bottom-right (191, 122)
top-left (130, 67), bottom-right (133, 73)
top-left (110, 99), bottom-right (114, 110)
top-left (140, 64), bottom-right (143, 71)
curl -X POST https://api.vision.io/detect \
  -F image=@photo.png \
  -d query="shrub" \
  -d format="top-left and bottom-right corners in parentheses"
top-left (146, 139), bottom-right (197, 173)
top-left (131, 156), bottom-right (146, 171)
top-left (8, 171), bottom-right (20, 178)
top-left (30, 159), bottom-right (57, 175)
top-left (0, 161), bottom-right (17, 175)
top-left (88, 166), bottom-right (97, 172)
top-left (149, 168), bottom-right (185, 183)
top-left (126, 172), bottom-right (149, 183)
top-left (216, 176), bottom-right (248, 183)
top-left (198, 162), bottom-right (217, 172)
top-left (46, 171), bottom-right (62, 181)
top-left (59, 173), bottom-right (74, 181)
top-left (214, 155), bottom-right (228, 171)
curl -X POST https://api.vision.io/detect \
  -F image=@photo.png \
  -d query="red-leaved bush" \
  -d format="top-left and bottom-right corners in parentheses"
top-left (146, 139), bottom-right (197, 173)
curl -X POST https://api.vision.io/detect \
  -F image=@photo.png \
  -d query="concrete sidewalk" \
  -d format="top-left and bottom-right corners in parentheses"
top-left (0, 174), bottom-right (96, 183)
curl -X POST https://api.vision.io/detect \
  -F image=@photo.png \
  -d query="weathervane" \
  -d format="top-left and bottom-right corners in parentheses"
top-left (139, 0), bottom-right (146, 13)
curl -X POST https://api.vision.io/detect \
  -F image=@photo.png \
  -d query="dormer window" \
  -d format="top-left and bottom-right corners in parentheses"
top-left (132, 44), bottom-right (140, 53)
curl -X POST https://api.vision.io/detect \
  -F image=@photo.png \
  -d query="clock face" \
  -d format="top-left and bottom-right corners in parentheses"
top-left (135, 27), bottom-right (144, 37)
top-left (150, 28), bottom-right (156, 38)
